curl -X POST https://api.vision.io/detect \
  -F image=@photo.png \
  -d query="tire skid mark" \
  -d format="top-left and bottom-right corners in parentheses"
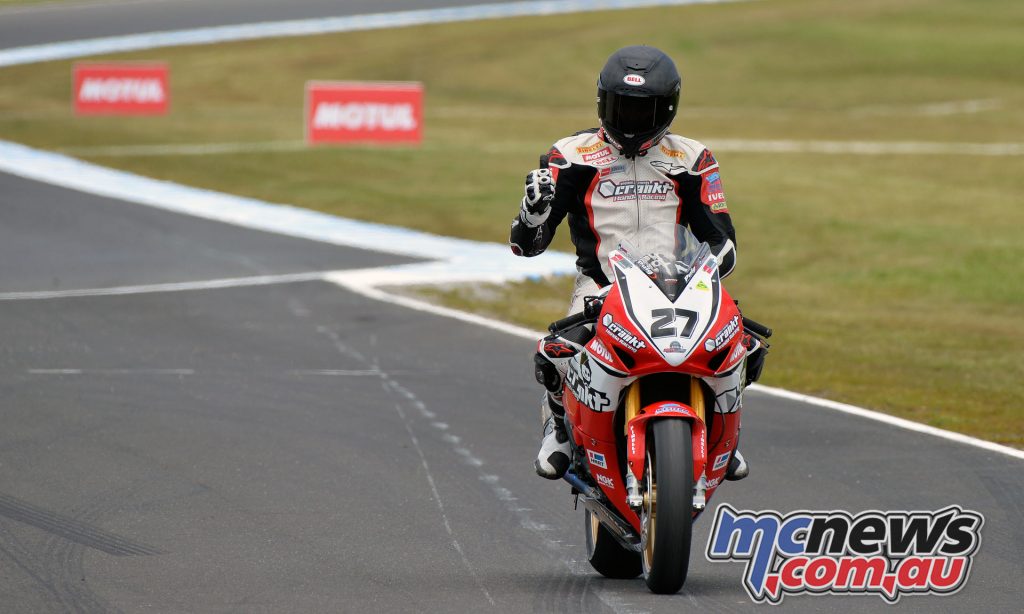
top-left (0, 518), bottom-right (65, 607)
top-left (0, 493), bottom-right (163, 556)
top-left (39, 491), bottom-right (124, 614)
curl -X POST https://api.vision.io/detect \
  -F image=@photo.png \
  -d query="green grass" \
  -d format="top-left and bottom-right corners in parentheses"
top-left (0, 0), bottom-right (1021, 446)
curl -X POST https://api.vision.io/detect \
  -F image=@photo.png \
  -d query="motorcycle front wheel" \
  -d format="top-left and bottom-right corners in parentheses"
top-left (640, 419), bottom-right (694, 594)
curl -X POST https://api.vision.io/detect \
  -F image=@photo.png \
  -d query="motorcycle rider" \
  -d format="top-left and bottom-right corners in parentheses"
top-left (510, 45), bottom-right (760, 480)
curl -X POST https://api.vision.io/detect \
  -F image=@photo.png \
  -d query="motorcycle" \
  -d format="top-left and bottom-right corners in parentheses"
top-left (540, 224), bottom-right (771, 594)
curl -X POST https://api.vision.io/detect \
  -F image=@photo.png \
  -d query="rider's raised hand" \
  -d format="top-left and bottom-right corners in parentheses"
top-left (520, 168), bottom-right (555, 227)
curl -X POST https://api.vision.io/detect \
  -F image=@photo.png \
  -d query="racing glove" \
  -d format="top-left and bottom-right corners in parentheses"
top-left (519, 168), bottom-right (555, 228)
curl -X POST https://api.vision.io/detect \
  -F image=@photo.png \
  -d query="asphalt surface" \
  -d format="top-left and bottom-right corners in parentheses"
top-left (1, 1), bottom-right (1022, 612)
top-left (0, 0), bottom-right (518, 49)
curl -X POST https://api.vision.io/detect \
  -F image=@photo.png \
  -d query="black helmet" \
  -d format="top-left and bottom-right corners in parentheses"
top-left (597, 46), bottom-right (681, 157)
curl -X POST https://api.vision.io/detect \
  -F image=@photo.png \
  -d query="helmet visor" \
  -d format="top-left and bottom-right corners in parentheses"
top-left (599, 90), bottom-right (676, 136)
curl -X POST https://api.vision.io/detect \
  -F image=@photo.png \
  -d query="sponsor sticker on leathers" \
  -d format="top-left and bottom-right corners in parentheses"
top-left (576, 142), bottom-right (604, 154)
top-left (660, 144), bottom-right (687, 159)
top-left (583, 148), bottom-right (615, 165)
top-left (701, 170), bottom-right (728, 212)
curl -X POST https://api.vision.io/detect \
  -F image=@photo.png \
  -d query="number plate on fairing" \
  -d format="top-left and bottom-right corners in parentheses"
top-left (611, 251), bottom-right (721, 367)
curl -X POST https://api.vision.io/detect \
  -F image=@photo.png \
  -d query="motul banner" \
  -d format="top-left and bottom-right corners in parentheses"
top-left (73, 62), bottom-right (169, 115)
top-left (305, 81), bottom-right (423, 145)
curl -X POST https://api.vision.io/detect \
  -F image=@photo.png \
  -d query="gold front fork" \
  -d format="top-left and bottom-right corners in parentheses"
top-left (623, 376), bottom-right (705, 437)
top-left (624, 380), bottom-right (641, 435)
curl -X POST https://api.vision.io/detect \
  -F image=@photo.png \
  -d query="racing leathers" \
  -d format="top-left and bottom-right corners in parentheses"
top-left (511, 128), bottom-right (749, 480)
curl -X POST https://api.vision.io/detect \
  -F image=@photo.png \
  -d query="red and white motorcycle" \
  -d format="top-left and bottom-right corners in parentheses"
top-left (542, 224), bottom-right (770, 593)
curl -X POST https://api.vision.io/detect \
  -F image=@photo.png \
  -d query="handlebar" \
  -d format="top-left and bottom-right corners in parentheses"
top-left (548, 296), bottom-right (604, 335)
top-left (742, 317), bottom-right (773, 339)
top-left (548, 311), bottom-right (591, 334)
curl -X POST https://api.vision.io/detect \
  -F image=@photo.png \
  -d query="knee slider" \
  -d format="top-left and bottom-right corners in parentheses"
top-left (533, 352), bottom-right (562, 393)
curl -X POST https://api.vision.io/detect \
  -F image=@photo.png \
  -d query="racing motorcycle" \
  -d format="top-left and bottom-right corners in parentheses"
top-left (541, 224), bottom-right (771, 594)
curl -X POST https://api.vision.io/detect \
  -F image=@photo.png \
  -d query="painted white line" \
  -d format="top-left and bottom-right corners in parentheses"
top-left (58, 137), bottom-right (1024, 158)
top-left (27, 368), bottom-right (194, 375)
top-left (313, 323), bottom-right (497, 606)
top-left (0, 270), bottom-right (333, 301)
top-left (57, 140), bottom-right (309, 157)
top-left (0, 0), bottom-right (742, 67)
top-left (747, 384), bottom-right (1024, 461)
top-left (328, 273), bottom-right (546, 341)
top-left (852, 98), bottom-right (1003, 117)
top-left (331, 278), bottom-right (1024, 461)
top-left (391, 400), bottom-right (496, 607)
top-left (708, 138), bottom-right (1024, 156)
top-left (290, 369), bottom-right (382, 376)
top-left (0, 140), bottom-right (578, 282)
top-left (372, 358), bottom-right (634, 613)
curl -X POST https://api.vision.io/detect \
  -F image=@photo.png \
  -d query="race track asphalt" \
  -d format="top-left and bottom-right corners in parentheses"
top-left (0, 0), bottom-right (517, 48)
top-left (1, 1), bottom-right (1022, 612)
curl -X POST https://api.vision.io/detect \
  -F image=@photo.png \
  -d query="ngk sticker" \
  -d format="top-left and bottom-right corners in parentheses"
top-left (73, 63), bottom-right (169, 115)
top-left (306, 81), bottom-right (423, 145)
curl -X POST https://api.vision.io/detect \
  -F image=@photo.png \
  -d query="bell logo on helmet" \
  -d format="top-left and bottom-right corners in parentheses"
top-left (623, 74), bottom-right (646, 86)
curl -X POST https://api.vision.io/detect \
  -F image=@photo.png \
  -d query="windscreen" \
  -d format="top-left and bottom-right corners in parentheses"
top-left (617, 224), bottom-right (710, 302)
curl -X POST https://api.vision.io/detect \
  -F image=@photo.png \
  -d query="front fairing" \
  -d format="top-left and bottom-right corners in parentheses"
top-left (598, 247), bottom-right (744, 378)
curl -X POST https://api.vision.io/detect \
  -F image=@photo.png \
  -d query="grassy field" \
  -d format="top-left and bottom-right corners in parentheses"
top-left (0, 0), bottom-right (1021, 446)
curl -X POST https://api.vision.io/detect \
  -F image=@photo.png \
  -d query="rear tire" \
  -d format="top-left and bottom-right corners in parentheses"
top-left (641, 419), bottom-right (694, 594)
top-left (585, 508), bottom-right (642, 579)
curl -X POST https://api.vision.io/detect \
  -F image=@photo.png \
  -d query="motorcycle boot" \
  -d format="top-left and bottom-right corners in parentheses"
top-left (725, 449), bottom-right (749, 481)
top-left (535, 393), bottom-right (571, 479)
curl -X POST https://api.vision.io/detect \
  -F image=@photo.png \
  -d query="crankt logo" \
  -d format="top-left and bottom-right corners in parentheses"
top-left (706, 504), bottom-right (983, 604)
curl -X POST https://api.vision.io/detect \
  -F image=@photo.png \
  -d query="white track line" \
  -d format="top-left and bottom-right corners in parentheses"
top-left (0, 140), bottom-right (577, 281)
top-left (0, 270), bottom-right (333, 301)
top-left (330, 276), bottom-right (1024, 461)
top-left (747, 384), bottom-right (1024, 461)
top-left (709, 138), bottom-right (1023, 156)
top-left (0, 0), bottom-right (742, 67)
top-left (57, 140), bottom-right (309, 157)
top-left (26, 368), bottom-right (193, 375)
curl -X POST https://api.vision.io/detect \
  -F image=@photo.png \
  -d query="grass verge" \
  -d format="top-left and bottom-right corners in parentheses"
top-left (0, 0), bottom-right (1021, 446)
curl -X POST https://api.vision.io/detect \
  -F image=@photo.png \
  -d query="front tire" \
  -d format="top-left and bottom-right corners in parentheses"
top-left (640, 419), bottom-right (694, 594)
top-left (585, 508), bottom-right (641, 579)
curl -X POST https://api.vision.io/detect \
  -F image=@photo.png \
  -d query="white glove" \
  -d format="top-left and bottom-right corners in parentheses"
top-left (519, 168), bottom-right (555, 227)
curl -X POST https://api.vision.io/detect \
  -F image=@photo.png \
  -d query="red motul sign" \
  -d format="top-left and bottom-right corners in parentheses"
top-left (73, 63), bottom-right (169, 115)
top-left (305, 81), bottom-right (423, 145)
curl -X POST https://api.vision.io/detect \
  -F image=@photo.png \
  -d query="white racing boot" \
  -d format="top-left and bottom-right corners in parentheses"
top-left (535, 395), bottom-right (571, 479)
top-left (725, 449), bottom-right (749, 481)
